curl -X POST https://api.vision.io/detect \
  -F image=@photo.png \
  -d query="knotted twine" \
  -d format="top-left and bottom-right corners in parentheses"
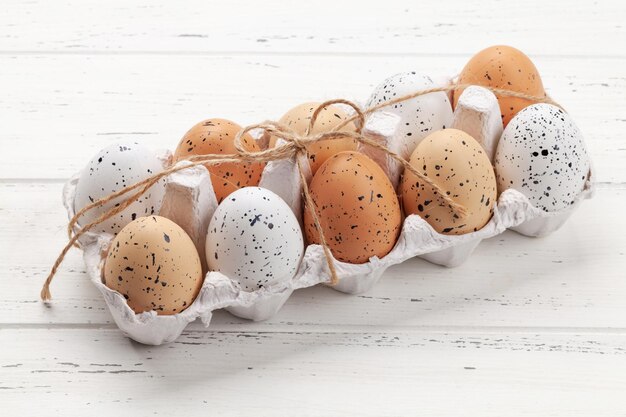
top-left (41, 83), bottom-right (561, 301)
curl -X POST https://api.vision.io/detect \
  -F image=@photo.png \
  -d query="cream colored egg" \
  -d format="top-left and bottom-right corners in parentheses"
top-left (270, 102), bottom-right (358, 174)
top-left (401, 129), bottom-right (497, 234)
top-left (104, 216), bottom-right (203, 315)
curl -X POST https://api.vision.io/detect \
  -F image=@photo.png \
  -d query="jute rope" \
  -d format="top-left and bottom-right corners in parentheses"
top-left (335, 83), bottom-right (562, 131)
top-left (41, 83), bottom-right (560, 301)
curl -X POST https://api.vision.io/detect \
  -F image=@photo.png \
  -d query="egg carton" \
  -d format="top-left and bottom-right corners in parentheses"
top-left (63, 87), bottom-right (595, 345)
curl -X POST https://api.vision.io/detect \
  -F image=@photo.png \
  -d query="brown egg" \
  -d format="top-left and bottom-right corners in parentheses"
top-left (104, 216), bottom-right (203, 315)
top-left (270, 102), bottom-right (358, 174)
top-left (453, 45), bottom-right (545, 126)
top-left (304, 151), bottom-right (402, 264)
top-left (174, 118), bottom-right (265, 202)
top-left (401, 129), bottom-right (497, 235)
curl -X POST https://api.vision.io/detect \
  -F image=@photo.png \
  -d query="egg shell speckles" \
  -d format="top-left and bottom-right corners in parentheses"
top-left (305, 151), bottom-right (402, 264)
top-left (401, 129), bottom-right (497, 235)
top-left (74, 142), bottom-right (166, 235)
top-left (366, 72), bottom-right (453, 160)
top-left (495, 103), bottom-right (590, 213)
top-left (104, 216), bottom-right (203, 315)
top-left (270, 102), bottom-right (358, 174)
top-left (206, 187), bottom-right (304, 292)
top-left (173, 118), bottom-right (265, 203)
top-left (454, 45), bottom-right (546, 127)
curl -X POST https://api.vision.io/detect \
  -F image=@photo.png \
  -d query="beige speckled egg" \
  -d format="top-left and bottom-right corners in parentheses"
top-left (304, 151), bottom-right (402, 264)
top-left (270, 102), bottom-right (358, 174)
top-left (174, 118), bottom-right (265, 202)
top-left (401, 129), bottom-right (497, 235)
top-left (453, 45), bottom-right (545, 127)
top-left (104, 216), bottom-right (203, 315)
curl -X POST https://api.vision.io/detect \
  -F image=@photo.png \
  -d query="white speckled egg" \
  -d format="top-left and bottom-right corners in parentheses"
top-left (74, 142), bottom-right (166, 234)
top-left (366, 72), bottom-right (453, 160)
top-left (494, 104), bottom-right (590, 212)
top-left (206, 187), bottom-right (304, 291)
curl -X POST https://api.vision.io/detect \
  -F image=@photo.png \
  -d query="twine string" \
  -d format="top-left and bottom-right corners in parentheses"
top-left (42, 83), bottom-right (560, 300)
top-left (305, 98), bottom-right (366, 136)
top-left (66, 155), bottom-right (244, 239)
top-left (43, 157), bottom-right (245, 300)
top-left (334, 83), bottom-right (561, 131)
top-left (294, 156), bottom-right (341, 285)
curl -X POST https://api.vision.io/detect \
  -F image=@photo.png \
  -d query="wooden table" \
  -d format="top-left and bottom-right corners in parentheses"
top-left (1, 1), bottom-right (625, 415)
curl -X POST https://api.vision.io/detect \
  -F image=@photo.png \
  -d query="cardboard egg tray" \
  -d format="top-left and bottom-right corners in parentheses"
top-left (63, 86), bottom-right (595, 345)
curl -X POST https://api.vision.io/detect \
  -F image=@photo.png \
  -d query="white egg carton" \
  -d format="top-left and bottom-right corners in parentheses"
top-left (63, 85), bottom-right (594, 345)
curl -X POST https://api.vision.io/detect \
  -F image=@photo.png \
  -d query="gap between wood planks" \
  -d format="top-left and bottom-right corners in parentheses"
top-left (2, 323), bottom-right (626, 335)
top-left (1, 50), bottom-right (626, 59)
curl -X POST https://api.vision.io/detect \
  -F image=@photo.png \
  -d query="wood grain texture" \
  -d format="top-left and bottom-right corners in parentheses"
top-left (2, 1), bottom-right (625, 415)
top-left (0, 55), bottom-right (624, 182)
top-left (1, 182), bottom-right (624, 330)
top-left (1, 0), bottom-right (624, 56)
top-left (1, 329), bottom-right (626, 416)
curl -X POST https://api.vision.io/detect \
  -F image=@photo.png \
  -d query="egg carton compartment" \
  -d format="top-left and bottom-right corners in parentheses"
top-left (64, 168), bottom-right (296, 344)
top-left (63, 163), bottom-right (594, 345)
top-left (62, 83), bottom-right (595, 345)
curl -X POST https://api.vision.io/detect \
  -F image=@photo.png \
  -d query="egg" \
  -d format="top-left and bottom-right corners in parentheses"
top-left (304, 151), bottom-right (402, 264)
top-left (270, 102), bottom-right (358, 174)
top-left (174, 118), bottom-right (265, 202)
top-left (454, 45), bottom-right (545, 127)
top-left (74, 141), bottom-right (166, 235)
top-left (401, 129), bottom-right (497, 234)
top-left (206, 187), bottom-right (304, 291)
top-left (495, 103), bottom-right (590, 212)
top-left (366, 72), bottom-right (453, 160)
top-left (104, 216), bottom-right (203, 315)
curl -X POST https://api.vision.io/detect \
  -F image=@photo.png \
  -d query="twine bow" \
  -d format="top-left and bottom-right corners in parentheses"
top-left (41, 83), bottom-right (560, 301)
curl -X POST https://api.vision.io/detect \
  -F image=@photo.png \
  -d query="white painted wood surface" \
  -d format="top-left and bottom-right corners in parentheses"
top-left (1, 1), bottom-right (625, 415)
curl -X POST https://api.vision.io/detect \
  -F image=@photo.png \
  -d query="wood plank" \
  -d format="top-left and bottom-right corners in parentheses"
top-left (1, 328), bottom-right (625, 416)
top-left (0, 54), bottom-right (624, 182)
top-left (3, 2), bottom-right (623, 412)
top-left (1, 182), bottom-right (624, 329)
top-left (1, 0), bottom-right (624, 57)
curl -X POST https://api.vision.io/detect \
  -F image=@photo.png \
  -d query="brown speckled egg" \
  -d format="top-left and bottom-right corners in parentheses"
top-left (174, 118), bottom-right (265, 202)
top-left (401, 129), bottom-right (497, 235)
top-left (104, 216), bottom-right (203, 315)
top-left (304, 151), bottom-right (401, 264)
top-left (270, 102), bottom-right (358, 174)
top-left (453, 45), bottom-right (545, 126)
